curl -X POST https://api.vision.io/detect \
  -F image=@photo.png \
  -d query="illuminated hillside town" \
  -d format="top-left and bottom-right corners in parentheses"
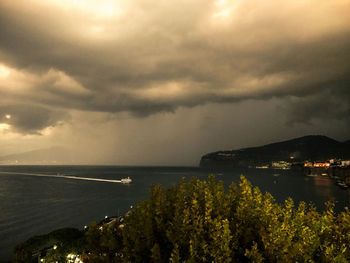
top-left (254, 158), bottom-right (350, 189)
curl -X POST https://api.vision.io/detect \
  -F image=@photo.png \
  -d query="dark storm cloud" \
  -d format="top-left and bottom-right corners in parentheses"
top-left (281, 82), bottom-right (350, 125)
top-left (0, 0), bottom-right (350, 133)
top-left (0, 105), bottom-right (68, 134)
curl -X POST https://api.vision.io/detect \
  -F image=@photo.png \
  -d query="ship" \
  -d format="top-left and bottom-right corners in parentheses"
top-left (121, 177), bottom-right (132, 184)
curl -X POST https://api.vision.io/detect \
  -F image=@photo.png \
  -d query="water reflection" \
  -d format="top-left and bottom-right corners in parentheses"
top-left (311, 176), bottom-right (333, 199)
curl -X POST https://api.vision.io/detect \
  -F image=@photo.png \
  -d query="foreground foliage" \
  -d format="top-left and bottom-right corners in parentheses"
top-left (82, 175), bottom-right (350, 262)
top-left (13, 228), bottom-right (84, 263)
top-left (17, 175), bottom-right (350, 262)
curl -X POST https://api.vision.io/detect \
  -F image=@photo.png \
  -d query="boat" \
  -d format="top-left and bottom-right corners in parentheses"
top-left (121, 177), bottom-right (132, 184)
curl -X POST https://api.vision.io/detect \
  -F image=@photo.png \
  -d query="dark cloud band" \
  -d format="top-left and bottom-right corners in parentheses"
top-left (0, 0), bottom-right (349, 134)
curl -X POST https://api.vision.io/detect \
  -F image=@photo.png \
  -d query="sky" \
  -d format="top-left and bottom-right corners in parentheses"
top-left (0, 0), bottom-right (349, 165)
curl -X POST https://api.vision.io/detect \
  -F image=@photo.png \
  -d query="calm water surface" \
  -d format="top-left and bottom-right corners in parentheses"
top-left (0, 165), bottom-right (349, 262)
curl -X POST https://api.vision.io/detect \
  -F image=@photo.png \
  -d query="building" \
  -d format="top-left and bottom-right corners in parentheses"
top-left (271, 161), bottom-right (291, 169)
top-left (341, 160), bottom-right (350, 167)
top-left (313, 162), bottom-right (330, 168)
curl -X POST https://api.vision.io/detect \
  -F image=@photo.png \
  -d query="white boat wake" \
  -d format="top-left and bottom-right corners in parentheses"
top-left (0, 171), bottom-right (132, 184)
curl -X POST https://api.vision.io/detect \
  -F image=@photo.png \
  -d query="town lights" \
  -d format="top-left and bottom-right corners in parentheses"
top-left (66, 253), bottom-right (83, 263)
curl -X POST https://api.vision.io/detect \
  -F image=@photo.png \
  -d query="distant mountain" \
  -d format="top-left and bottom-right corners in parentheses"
top-left (199, 135), bottom-right (350, 168)
top-left (0, 146), bottom-right (78, 165)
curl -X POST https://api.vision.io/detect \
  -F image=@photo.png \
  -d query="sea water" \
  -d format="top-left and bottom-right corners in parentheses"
top-left (0, 165), bottom-right (349, 262)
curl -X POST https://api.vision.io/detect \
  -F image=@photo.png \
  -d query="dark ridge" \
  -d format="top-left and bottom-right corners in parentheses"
top-left (199, 135), bottom-right (350, 168)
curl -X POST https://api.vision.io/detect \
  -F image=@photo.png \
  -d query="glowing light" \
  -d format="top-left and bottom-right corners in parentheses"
top-left (0, 64), bottom-right (11, 78)
top-left (212, 0), bottom-right (238, 20)
top-left (5, 114), bottom-right (11, 119)
top-left (0, 123), bottom-right (10, 131)
top-left (66, 253), bottom-right (83, 263)
top-left (216, 0), bottom-right (227, 6)
top-left (41, 127), bottom-right (53, 136)
top-left (313, 162), bottom-right (330, 168)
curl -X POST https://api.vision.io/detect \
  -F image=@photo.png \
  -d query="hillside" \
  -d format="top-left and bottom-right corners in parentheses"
top-left (0, 146), bottom-right (77, 165)
top-left (199, 135), bottom-right (350, 168)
